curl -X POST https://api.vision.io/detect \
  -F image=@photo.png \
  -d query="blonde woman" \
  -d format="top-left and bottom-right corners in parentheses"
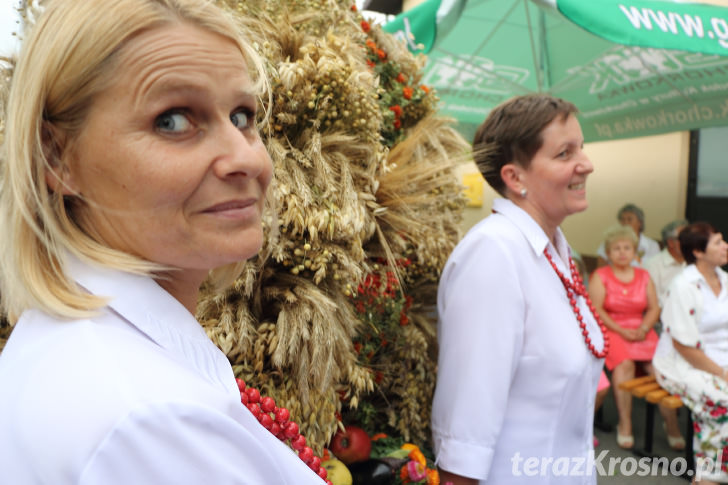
top-left (589, 225), bottom-right (683, 450)
top-left (0, 0), bottom-right (324, 483)
top-left (596, 203), bottom-right (660, 266)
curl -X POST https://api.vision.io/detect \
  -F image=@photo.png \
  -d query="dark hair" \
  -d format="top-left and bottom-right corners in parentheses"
top-left (679, 221), bottom-right (717, 264)
top-left (472, 94), bottom-right (578, 196)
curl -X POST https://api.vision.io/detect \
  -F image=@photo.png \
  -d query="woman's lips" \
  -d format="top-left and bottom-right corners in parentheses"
top-left (202, 198), bottom-right (258, 219)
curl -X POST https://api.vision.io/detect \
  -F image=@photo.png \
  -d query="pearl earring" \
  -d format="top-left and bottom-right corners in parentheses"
top-left (520, 188), bottom-right (527, 197)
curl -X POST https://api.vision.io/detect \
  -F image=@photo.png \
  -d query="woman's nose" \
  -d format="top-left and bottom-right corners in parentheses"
top-left (212, 122), bottom-right (271, 180)
top-left (578, 151), bottom-right (594, 174)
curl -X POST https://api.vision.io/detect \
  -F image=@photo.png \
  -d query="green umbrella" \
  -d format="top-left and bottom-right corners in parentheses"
top-left (384, 0), bottom-right (728, 142)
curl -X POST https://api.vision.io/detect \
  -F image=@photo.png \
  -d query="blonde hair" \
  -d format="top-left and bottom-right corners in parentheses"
top-left (603, 224), bottom-right (639, 254)
top-left (0, 0), bottom-right (270, 323)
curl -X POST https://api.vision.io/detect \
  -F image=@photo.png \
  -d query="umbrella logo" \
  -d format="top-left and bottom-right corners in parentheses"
top-left (567, 49), bottom-right (728, 96)
top-left (389, 0), bottom-right (728, 141)
top-left (421, 56), bottom-right (529, 95)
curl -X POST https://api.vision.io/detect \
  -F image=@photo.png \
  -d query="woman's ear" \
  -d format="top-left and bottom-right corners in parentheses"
top-left (500, 163), bottom-right (524, 196)
top-left (42, 122), bottom-right (78, 196)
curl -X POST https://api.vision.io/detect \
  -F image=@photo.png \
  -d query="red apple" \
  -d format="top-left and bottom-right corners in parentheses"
top-left (330, 425), bottom-right (372, 464)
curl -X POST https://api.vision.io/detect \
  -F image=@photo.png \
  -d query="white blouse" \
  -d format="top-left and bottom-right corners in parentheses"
top-left (432, 198), bottom-right (604, 484)
top-left (0, 256), bottom-right (324, 485)
top-left (698, 282), bottom-right (728, 367)
top-left (655, 264), bottom-right (728, 368)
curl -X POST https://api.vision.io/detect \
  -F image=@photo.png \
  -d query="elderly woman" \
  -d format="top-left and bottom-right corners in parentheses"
top-left (432, 94), bottom-right (608, 484)
top-left (596, 203), bottom-right (660, 266)
top-left (0, 1), bottom-right (326, 483)
top-left (654, 222), bottom-right (728, 485)
top-left (589, 225), bottom-right (683, 450)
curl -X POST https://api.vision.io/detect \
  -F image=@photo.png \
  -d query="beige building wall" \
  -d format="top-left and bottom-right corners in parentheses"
top-left (457, 131), bottom-right (691, 257)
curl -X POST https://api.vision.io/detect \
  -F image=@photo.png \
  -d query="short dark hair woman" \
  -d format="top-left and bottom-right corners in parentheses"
top-left (432, 94), bottom-right (608, 484)
top-left (654, 222), bottom-right (728, 484)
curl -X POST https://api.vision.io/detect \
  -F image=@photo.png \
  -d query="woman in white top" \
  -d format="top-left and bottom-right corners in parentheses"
top-left (654, 222), bottom-right (728, 485)
top-left (432, 94), bottom-right (608, 484)
top-left (0, 1), bottom-right (325, 484)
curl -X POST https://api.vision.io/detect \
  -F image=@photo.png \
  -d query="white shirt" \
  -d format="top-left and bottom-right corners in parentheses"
top-left (596, 233), bottom-right (660, 266)
top-left (0, 256), bottom-right (324, 485)
top-left (432, 198), bottom-right (604, 484)
top-left (643, 248), bottom-right (685, 307)
top-left (654, 264), bottom-right (728, 368)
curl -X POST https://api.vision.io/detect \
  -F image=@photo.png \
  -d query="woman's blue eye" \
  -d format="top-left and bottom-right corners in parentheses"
top-left (155, 111), bottom-right (191, 133)
top-left (230, 110), bottom-right (252, 129)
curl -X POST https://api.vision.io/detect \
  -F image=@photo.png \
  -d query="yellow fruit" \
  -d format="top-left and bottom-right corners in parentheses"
top-left (323, 458), bottom-right (353, 485)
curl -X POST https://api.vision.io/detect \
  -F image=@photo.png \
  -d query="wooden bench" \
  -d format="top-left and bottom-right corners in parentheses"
top-left (618, 375), bottom-right (694, 478)
top-left (619, 375), bottom-right (684, 410)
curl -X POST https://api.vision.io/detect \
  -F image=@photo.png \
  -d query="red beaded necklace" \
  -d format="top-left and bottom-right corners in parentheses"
top-left (237, 378), bottom-right (332, 484)
top-left (543, 248), bottom-right (610, 359)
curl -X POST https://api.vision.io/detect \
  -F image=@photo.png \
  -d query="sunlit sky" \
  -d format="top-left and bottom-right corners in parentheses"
top-left (0, 0), bottom-right (21, 57)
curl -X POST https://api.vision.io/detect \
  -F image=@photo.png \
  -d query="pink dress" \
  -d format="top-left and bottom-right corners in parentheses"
top-left (595, 266), bottom-right (659, 370)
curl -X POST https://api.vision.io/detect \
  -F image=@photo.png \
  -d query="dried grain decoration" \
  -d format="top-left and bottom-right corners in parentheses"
top-left (0, 0), bottom-right (470, 452)
top-left (198, 0), bottom-right (470, 450)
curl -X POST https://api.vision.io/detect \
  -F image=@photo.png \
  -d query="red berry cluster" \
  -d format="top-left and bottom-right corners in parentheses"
top-left (237, 378), bottom-right (331, 484)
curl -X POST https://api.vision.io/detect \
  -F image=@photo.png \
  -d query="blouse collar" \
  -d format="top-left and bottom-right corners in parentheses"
top-left (684, 263), bottom-right (728, 288)
top-left (64, 254), bottom-right (235, 393)
top-left (492, 197), bottom-right (570, 264)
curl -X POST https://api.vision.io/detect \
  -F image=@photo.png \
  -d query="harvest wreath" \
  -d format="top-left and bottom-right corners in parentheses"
top-left (196, 0), bottom-right (469, 456)
top-left (0, 1), bottom-right (470, 480)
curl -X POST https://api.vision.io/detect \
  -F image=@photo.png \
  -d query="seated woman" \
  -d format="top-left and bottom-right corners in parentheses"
top-left (654, 222), bottom-right (728, 485)
top-left (589, 225), bottom-right (683, 450)
top-left (596, 203), bottom-right (660, 267)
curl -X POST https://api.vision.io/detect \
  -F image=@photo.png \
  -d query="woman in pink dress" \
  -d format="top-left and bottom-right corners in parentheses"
top-left (589, 224), bottom-right (684, 449)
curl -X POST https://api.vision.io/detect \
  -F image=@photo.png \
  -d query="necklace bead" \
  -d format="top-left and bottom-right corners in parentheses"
top-left (544, 248), bottom-right (610, 359)
top-left (236, 378), bottom-right (331, 484)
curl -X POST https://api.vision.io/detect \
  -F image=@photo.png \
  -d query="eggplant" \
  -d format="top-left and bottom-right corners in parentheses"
top-left (348, 457), bottom-right (408, 485)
